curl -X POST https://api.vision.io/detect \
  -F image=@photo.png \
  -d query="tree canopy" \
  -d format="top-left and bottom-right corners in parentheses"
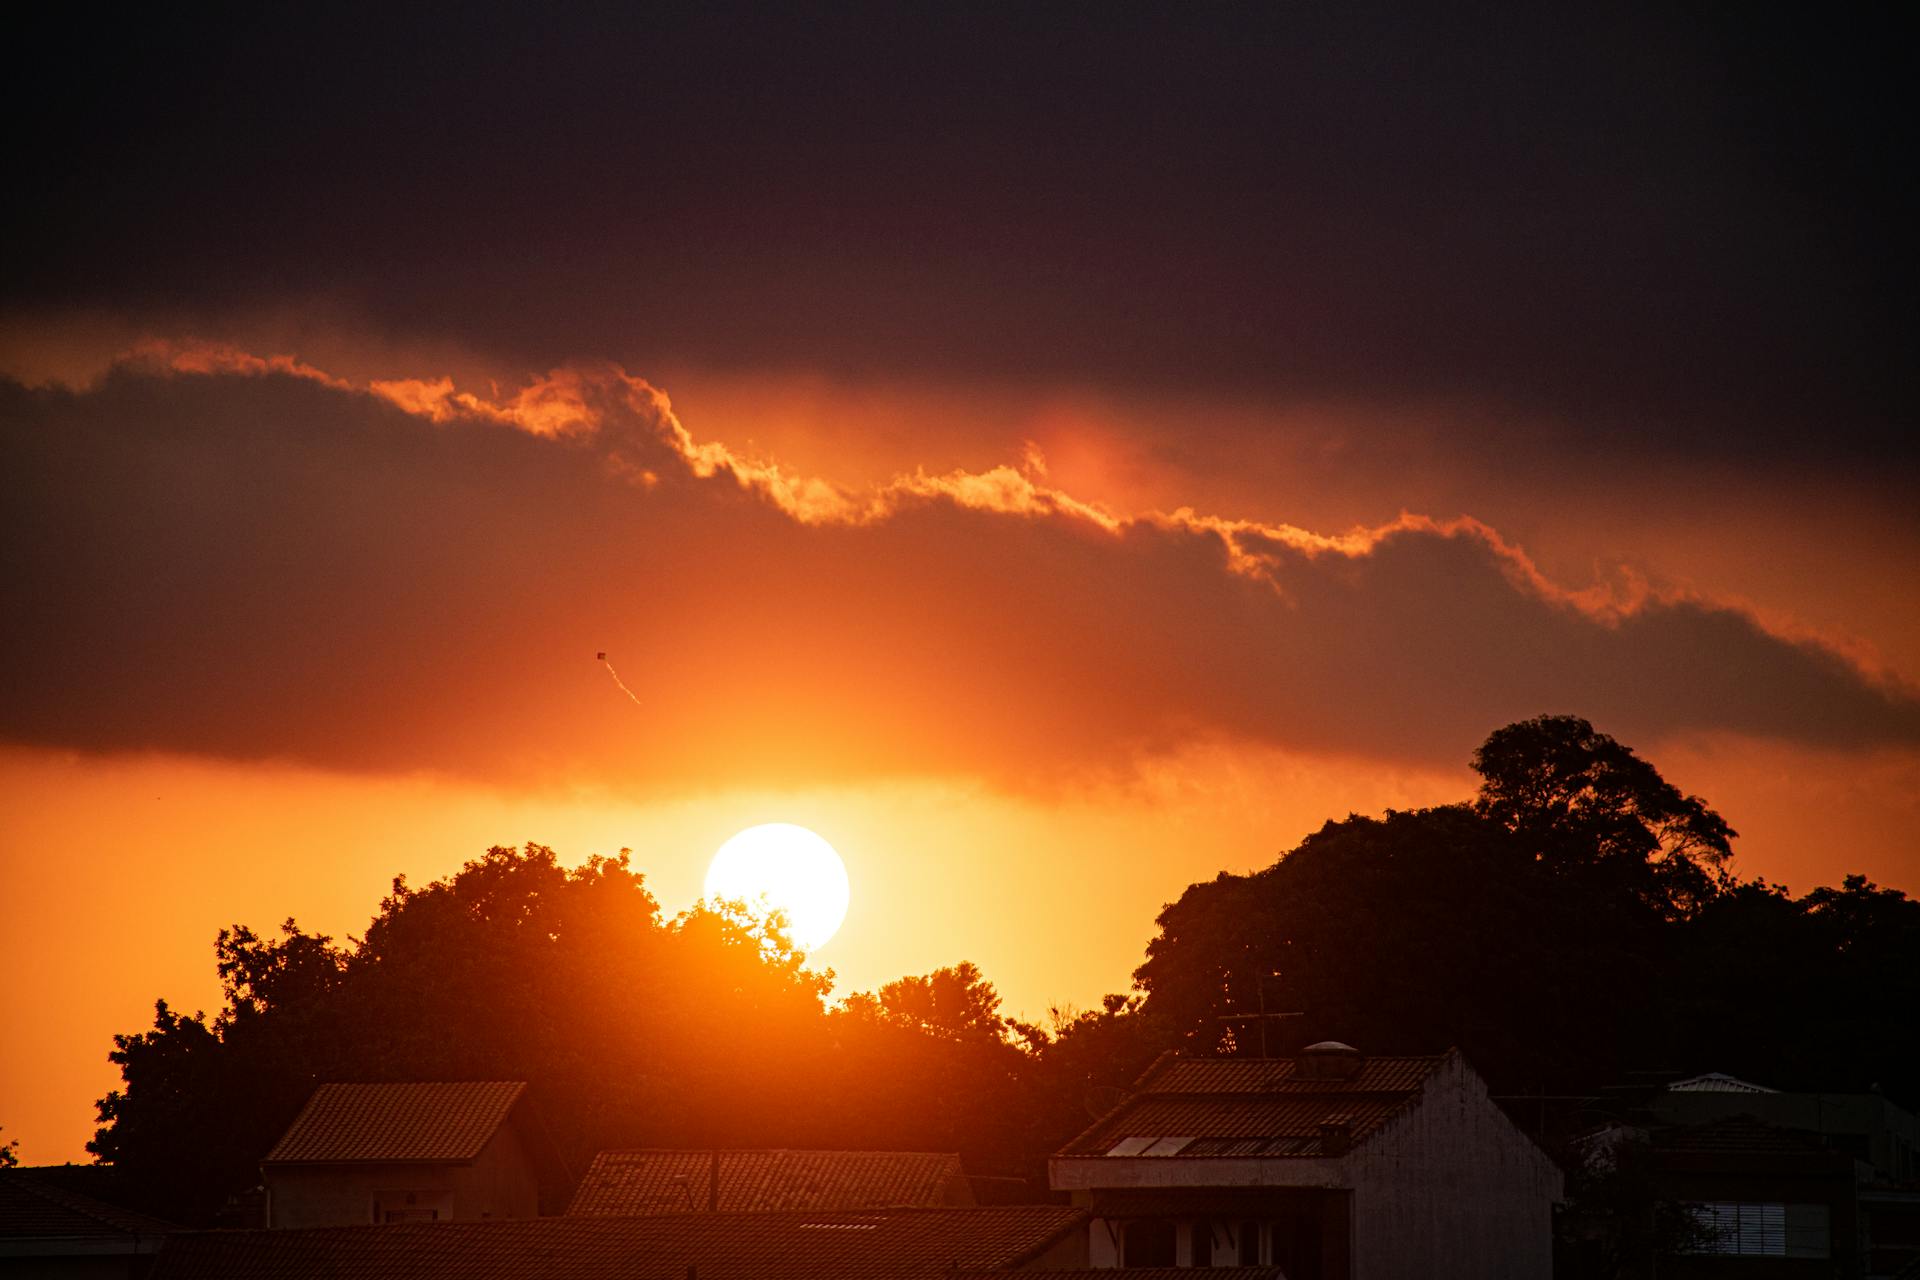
top-left (89, 845), bottom-right (1071, 1222)
top-left (1135, 716), bottom-right (1919, 1103)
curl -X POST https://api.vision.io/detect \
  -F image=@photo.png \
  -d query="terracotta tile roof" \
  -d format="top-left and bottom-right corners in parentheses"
top-left (147, 1205), bottom-right (1086, 1280)
top-left (263, 1082), bottom-right (526, 1164)
top-left (568, 1149), bottom-right (971, 1215)
top-left (1143, 1054), bottom-right (1446, 1095)
top-left (1058, 1051), bottom-right (1449, 1158)
top-left (0, 1171), bottom-right (177, 1240)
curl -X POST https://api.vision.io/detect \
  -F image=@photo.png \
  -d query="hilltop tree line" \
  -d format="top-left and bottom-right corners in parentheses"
top-left (61, 717), bottom-right (1920, 1223)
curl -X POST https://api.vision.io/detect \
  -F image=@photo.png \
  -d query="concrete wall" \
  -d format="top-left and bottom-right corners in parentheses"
top-left (265, 1118), bottom-right (540, 1227)
top-left (1340, 1053), bottom-right (1562, 1279)
top-left (449, 1120), bottom-right (540, 1221)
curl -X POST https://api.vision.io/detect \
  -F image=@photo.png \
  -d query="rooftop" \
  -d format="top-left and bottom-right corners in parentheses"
top-left (0, 1169), bottom-right (176, 1243)
top-left (568, 1149), bottom-right (971, 1215)
top-left (263, 1081), bottom-right (527, 1165)
top-left (147, 1205), bottom-right (1086, 1280)
top-left (1058, 1049), bottom-right (1451, 1159)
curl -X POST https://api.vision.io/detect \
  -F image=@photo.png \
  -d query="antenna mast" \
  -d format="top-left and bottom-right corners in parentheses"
top-left (1215, 971), bottom-right (1302, 1058)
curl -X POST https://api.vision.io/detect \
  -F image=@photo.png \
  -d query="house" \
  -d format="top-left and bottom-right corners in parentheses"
top-left (1049, 1041), bottom-right (1564, 1278)
top-left (145, 1204), bottom-right (1089, 1279)
top-left (260, 1081), bottom-right (548, 1228)
top-left (567, 1148), bottom-right (974, 1215)
top-left (1583, 1115), bottom-right (1862, 1274)
top-left (0, 1168), bottom-right (175, 1278)
top-left (1651, 1072), bottom-right (1920, 1186)
top-left (1584, 1070), bottom-right (1920, 1277)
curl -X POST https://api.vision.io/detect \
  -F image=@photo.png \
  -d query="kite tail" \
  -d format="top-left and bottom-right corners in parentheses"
top-left (601, 659), bottom-right (643, 707)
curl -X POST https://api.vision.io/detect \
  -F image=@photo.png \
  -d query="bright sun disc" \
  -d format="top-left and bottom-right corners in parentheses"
top-left (704, 823), bottom-right (850, 951)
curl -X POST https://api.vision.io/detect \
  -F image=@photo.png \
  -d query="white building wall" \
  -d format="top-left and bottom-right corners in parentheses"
top-left (1339, 1054), bottom-right (1561, 1279)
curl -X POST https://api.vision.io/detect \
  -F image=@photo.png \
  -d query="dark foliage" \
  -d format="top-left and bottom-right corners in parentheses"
top-left (1136, 717), bottom-right (1918, 1104)
top-left (89, 846), bottom-right (1051, 1222)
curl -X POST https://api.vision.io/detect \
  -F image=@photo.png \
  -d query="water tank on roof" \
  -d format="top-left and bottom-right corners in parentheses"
top-left (1299, 1041), bottom-right (1364, 1080)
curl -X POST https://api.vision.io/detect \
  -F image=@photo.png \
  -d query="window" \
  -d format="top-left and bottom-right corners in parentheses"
top-left (1122, 1218), bottom-right (1177, 1266)
top-left (1686, 1202), bottom-right (1830, 1258)
top-left (1191, 1218), bottom-right (1213, 1266)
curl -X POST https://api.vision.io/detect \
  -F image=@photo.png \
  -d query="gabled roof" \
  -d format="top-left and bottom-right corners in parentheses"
top-left (567, 1149), bottom-right (971, 1215)
top-left (147, 1205), bottom-right (1087, 1280)
top-left (263, 1082), bottom-right (526, 1164)
top-left (1057, 1050), bottom-right (1450, 1158)
top-left (0, 1170), bottom-right (176, 1241)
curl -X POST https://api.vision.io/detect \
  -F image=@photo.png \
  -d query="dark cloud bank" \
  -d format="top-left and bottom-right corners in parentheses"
top-left (4, 5), bottom-right (1912, 473)
top-left (3, 366), bottom-right (1914, 789)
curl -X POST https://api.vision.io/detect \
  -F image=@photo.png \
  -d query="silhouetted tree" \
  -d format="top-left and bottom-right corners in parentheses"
top-left (1472, 715), bottom-right (1734, 917)
top-left (1670, 873), bottom-right (1920, 1098)
top-left (827, 964), bottom-right (1043, 1187)
top-left (1135, 804), bottom-right (1644, 1092)
top-left (1554, 1133), bottom-right (1714, 1280)
top-left (90, 845), bottom-right (840, 1221)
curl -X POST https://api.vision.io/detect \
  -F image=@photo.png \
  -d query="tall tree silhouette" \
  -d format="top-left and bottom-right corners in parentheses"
top-left (1472, 715), bottom-right (1734, 917)
top-left (1134, 717), bottom-right (1917, 1107)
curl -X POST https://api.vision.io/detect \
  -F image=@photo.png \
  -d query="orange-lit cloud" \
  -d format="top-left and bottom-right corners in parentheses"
top-left (3, 349), bottom-right (1916, 795)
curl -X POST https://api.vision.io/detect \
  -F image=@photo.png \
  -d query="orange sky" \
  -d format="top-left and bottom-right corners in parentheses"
top-left (2, 341), bottom-right (1917, 1165)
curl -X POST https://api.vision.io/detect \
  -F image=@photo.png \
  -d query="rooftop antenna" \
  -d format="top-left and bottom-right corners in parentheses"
top-left (1216, 970), bottom-right (1302, 1058)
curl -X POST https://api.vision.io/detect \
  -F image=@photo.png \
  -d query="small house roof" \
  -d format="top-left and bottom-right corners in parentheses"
top-left (1057, 1049), bottom-right (1450, 1159)
top-left (263, 1081), bottom-right (527, 1165)
top-left (0, 1170), bottom-right (176, 1241)
top-left (147, 1205), bottom-right (1087, 1280)
top-left (568, 1149), bottom-right (970, 1215)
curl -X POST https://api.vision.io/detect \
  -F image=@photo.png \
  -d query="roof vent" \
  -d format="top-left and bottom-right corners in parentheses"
top-left (1298, 1041), bottom-right (1363, 1081)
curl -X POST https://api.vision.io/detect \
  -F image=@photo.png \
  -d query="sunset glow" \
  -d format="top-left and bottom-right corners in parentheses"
top-left (704, 823), bottom-right (852, 951)
top-left (2, 6), bottom-right (1915, 1204)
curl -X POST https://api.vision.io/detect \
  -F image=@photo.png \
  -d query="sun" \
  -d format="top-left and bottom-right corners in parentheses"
top-left (704, 823), bottom-right (851, 951)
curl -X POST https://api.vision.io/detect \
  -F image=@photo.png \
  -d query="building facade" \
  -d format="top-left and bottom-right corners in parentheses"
top-left (1049, 1043), bottom-right (1563, 1278)
top-left (261, 1081), bottom-right (542, 1228)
